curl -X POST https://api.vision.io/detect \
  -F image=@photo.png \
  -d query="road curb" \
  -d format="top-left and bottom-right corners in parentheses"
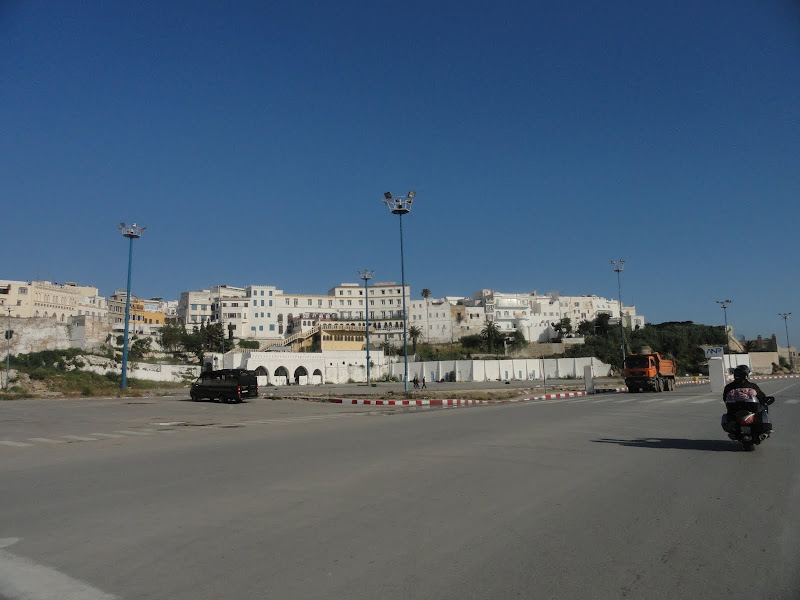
top-left (327, 387), bottom-right (629, 407)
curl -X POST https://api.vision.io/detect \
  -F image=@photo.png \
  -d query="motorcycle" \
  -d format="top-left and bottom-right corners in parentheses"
top-left (721, 396), bottom-right (774, 451)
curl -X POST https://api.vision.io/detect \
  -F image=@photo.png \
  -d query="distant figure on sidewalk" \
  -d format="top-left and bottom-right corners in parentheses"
top-left (422, 376), bottom-right (427, 389)
top-left (413, 376), bottom-right (419, 389)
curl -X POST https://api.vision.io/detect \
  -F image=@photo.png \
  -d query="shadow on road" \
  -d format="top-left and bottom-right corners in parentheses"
top-left (592, 438), bottom-right (738, 452)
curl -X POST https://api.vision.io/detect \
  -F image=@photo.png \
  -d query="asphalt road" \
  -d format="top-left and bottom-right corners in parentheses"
top-left (1, 380), bottom-right (799, 599)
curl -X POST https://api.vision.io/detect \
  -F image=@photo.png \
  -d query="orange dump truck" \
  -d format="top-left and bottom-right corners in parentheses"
top-left (624, 351), bottom-right (676, 392)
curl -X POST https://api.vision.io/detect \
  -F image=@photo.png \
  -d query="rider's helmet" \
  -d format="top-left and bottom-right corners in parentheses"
top-left (733, 365), bottom-right (751, 381)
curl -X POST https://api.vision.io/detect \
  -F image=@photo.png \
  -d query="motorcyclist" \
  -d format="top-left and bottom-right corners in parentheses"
top-left (721, 365), bottom-right (772, 438)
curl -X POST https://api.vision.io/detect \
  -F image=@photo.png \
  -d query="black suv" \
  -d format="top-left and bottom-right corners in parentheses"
top-left (190, 369), bottom-right (259, 403)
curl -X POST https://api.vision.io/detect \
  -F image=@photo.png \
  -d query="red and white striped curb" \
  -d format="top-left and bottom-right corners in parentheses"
top-left (676, 379), bottom-right (710, 386)
top-left (328, 388), bottom-right (629, 407)
top-left (751, 374), bottom-right (800, 381)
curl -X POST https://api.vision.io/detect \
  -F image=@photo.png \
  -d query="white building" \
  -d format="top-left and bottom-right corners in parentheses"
top-left (178, 290), bottom-right (214, 326)
top-left (408, 296), bottom-right (474, 343)
top-left (471, 289), bottom-right (645, 342)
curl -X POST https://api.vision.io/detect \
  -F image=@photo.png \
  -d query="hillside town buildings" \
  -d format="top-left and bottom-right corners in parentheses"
top-left (1, 277), bottom-right (646, 349)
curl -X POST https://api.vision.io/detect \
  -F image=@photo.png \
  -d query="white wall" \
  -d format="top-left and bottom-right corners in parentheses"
top-left (392, 357), bottom-right (611, 383)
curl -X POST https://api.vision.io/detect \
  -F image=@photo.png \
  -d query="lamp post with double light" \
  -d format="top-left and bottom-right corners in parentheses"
top-left (611, 259), bottom-right (627, 363)
top-left (358, 269), bottom-right (374, 384)
top-left (382, 191), bottom-right (416, 393)
top-left (118, 222), bottom-right (146, 390)
top-left (5, 307), bottom-right (11, 391)
top-left (780, 313), bottom-right (793, 371)
top-left (716, 300), bottom-right (732, 350)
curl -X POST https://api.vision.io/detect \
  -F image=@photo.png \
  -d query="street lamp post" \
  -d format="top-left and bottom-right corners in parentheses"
top-left (716, 300), bottom-right (732, 350)
top-left (118, 222), bottom-right (146, 390)
top-left (358, 270), bottom-right (374, 384)
top-left (382, 191), bottom-right (416, 393)
top-left (780, 313), bottom-right (793, 371)
top-left (5, 308), bottom-right (11, 391)
top-left (611, 259), bottom-right (627, 363)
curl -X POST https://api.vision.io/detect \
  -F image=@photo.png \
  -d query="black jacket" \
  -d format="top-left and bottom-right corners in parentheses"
top-left (723, 379), bottom-right (767, 404)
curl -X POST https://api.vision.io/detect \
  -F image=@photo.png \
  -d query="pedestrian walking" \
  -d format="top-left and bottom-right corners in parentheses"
top-left (422, 376), bottom-right (427, 389)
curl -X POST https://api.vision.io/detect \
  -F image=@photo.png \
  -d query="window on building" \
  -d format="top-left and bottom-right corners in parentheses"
top-left (191, 304), bottom-right (197, 310)
top-left (251, 326), bottom-right (256, 332)
top-left (259, 326), bottom-right (264, 331)
top-left (18, 287), bottom-right (27, 294)
top-left (269, 324), bottom-right (275, 331)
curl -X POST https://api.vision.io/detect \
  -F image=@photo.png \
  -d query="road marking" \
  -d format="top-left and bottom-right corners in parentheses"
top-left (0, 441), bottom-right (33, 447)
top-left (639, 398), bottom-right (662, 403)
top-left (785, 399), bottom-right (799, 404)
top-left (690, 398), bottom-right (717, 404)
top-left (662, 397), bottom-right (689, 404)
top-left (0, 537), bottom-right (119, 600)
top-left (90, 432), bottom-right (127, 438)
top-left (62, 435), bottom-right (98, 442)
top-left (614, 398), bottom-right (636, 403)
top-left (115, 430), bottom-right (153, 436)
top-left (26, 438), bottom-right (66, 444)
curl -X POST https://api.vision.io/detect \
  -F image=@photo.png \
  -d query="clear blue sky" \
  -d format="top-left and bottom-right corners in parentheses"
top-left (2, 1), bottom-right (799, 341)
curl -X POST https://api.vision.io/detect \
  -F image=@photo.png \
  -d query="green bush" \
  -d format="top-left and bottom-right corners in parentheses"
top-left (28, 368), bottom-right (49, 381)
top-left (81, 386), bottom-right (93, 396)
top-left (11, 349), bottom-right (81, 371)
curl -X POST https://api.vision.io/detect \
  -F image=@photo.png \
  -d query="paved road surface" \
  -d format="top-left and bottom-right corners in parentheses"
top-left (1, 380), bottom-right (799, 599)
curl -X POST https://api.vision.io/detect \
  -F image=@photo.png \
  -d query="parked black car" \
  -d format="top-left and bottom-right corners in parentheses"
top-left (190, 369), bottom-right (259, 403)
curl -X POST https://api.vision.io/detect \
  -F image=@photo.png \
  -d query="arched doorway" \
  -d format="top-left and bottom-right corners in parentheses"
top-left (274, 366), bottom-right (289, 386)
top-left (293, 366), bottom-right (309, 386)
top-left (254, 366), bottom-right (269, 386)
top-left (312, 368), bottom-right (323, 385)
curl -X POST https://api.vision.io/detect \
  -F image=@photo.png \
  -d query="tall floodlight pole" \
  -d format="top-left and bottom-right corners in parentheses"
top-left (358, 270), bottom-right (374, 384)
top-left (716, 300), bottom-right (732, 350)
top-left (611, 259), bottom-right (627, 363)
top-left (780, 313), bottom-right (793, 371)
top-left (5, 307), bottom-right (11, 391)
top-left (383, 191), bottom-right (416, 392)
top-left (118, 222), bottom-right (146, 390)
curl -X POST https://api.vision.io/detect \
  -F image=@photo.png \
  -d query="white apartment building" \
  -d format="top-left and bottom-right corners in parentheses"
top-left (409, 297), bottom-right (461, 343)
top-left (178, 290), bottom-right (214, 326)
top-left (177, 281), bottom-right (411, 349)
top-left (332, 281), bottom-right (410, 347)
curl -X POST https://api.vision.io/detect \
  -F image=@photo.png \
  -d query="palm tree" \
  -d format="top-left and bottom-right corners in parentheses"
top-left (481, 320), bottom-right (502, 353)
top-left (409, 325), bottom-right (423, 355)
top-left (421, 289), bottom-right (431, 342)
